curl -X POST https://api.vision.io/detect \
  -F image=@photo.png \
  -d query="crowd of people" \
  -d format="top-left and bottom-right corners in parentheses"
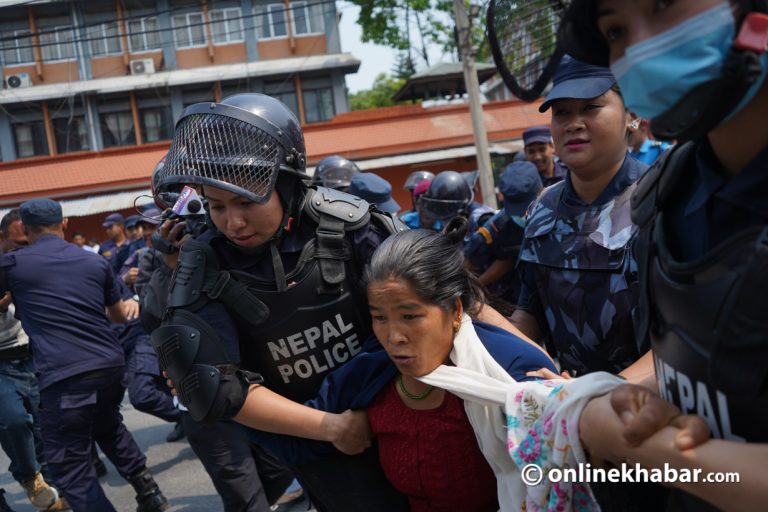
top-left (0, 1), bottom-right (765, 510)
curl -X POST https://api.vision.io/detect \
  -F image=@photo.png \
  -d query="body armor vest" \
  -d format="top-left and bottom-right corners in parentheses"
top-left (520, 169), bottom-right (644, 375)
top-left (632, 143), bottom-right (768, 444)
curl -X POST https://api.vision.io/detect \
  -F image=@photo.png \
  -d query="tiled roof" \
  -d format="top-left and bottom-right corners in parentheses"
top-left (0, 99), bottom-right (548, 206)
top-left (0, 142), bottom-right (169, 206)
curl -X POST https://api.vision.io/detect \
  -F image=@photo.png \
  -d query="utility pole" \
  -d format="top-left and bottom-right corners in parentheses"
top-left (453, 0), bottom-right (497, 209)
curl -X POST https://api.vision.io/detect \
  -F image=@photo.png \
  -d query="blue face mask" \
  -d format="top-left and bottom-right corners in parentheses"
top-left (611, 3), bottom-right (767, 122)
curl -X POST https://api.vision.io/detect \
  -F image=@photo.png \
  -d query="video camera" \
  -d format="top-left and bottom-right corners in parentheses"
top-left (152, 186), bottom-right (209, 253)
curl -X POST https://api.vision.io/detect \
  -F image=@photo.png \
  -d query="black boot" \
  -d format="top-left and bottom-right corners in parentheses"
top-left (0, 488), bottom-right (15, 512)
top-left (127, 469), bottom-right (168, 512)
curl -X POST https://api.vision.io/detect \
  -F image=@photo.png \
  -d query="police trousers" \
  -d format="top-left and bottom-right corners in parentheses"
top-left (182, 415), bottom-right (294, 512)
top-left (38, 367), bottom-right (146, 512)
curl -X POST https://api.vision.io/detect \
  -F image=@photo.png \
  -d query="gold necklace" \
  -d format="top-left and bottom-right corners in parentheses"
top-left (397, 374), bottom-right (435, 400)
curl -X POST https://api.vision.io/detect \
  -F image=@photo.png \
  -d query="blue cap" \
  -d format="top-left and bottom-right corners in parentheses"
top-left (19, 198), bottom-right (63, 226)
top-left (523, 125), bottom-right (552, 146)
top-left (348, 173), bottom-right (400, 213)
top-left (125, 214), bottom-right (142, 229)
top-left (499, 162), bottom-right (543, 217)
top-left (137, 208), bottom-right (162, 225)
top-left (539, 55), bottom-right (616, 112)
top-left (102, 212), bottom-right (125, 228)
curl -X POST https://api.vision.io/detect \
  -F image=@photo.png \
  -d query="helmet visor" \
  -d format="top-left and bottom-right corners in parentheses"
top-left (158, 113), bottom-right (283, 204)
top-left (420, 196), bottom-right (467, 223)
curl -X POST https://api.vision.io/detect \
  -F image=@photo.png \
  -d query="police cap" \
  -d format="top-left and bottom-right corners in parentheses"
top-left (20, 198), bottom-right (63, 226)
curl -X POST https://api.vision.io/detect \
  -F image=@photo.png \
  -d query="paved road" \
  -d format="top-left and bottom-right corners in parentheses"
top-left (0, 398), bottom-right (311, 512)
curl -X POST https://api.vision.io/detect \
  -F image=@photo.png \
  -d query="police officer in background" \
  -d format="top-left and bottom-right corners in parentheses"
top-left (464, 161), bottom-right (542, 304)
top-left (310, 155), bottom-right (360, 192)
top-left (557, 1), bottom-right (768, 510)
top-left (98, 213), bottom-right (127, 259)
top-left (627, 115), bottom-right (673, 165)
top-left (0, 209), bottom-right (69, 511)
top-left (522, 125), bottom-right (568, 186)
top-left (348, 173), bottom-right (401, 214)
top-left (401, 170), bottom-right (434, 214)
top-left (145, 93), bottom-right (410, 512)
top-left (0, 199), bottom-right (168, 512)
top-left (402, 170), bottom-right (473, 230)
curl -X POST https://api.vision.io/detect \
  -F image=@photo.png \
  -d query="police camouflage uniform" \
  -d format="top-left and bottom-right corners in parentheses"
top-left (517, 157), bottom-right (648, 376)
top-left (464, 209), bottom-right (524, 301)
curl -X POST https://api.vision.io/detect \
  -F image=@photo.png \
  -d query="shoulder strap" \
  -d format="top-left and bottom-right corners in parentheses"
top-left (303, 187), bottom-right (371, 295)
top-left (631, 142), bottom-right (695, 347)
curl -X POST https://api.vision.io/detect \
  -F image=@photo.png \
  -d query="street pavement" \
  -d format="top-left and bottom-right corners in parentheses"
top-left (0, 398), bottom-right (312, 512)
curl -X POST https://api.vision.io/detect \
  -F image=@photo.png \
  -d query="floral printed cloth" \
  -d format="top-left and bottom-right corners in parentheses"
top-left (419, 315), bottom-right (625, 511)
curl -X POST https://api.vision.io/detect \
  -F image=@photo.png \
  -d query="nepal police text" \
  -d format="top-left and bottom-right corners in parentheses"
top-left (268, 314), bottom-right (361, 383)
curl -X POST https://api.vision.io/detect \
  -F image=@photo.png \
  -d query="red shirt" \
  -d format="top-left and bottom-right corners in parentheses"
top-left (367, 380), bottom-right (499, 512)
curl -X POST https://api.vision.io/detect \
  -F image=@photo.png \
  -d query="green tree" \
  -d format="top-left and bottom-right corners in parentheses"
top-left (392, 51), bottom-right (417, 80)
top-left (347, 0), bottom-right (487, 66)
top-left (349, 73), bottom-right (407, 111)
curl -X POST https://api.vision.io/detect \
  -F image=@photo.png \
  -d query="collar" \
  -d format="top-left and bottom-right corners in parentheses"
top-left (686, 139), bottom-right (768, 218)
top-left (562, 153), bottom-right (643, 207)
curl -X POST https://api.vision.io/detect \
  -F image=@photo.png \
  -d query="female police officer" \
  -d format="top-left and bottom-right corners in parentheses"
top-left (553, 1), bottom-right (768, 510)
top-left (144, 93), bottom-right (410, 512)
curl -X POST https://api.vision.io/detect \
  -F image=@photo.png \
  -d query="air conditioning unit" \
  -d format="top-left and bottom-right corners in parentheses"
top-left (129, 58), bottom-right (155, 75)
top-left (6, 73), bottom-right (33, 89)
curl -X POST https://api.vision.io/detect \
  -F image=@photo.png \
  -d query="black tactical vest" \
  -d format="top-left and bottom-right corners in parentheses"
top-left (632, 143), bottom-right (768, 510)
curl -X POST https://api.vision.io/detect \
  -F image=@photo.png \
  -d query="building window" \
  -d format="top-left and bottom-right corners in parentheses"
top-left (302, 85), bottom-right (334, 123)
top-left (140, 107), bottom-right (172, 142)
top-left (291, 1), bottom-right (324, 36)
top-left (210, 8), bottom-right (243, 44)
top-left (100, 112), bottom-right (136, 148)
top-left (128, 17), bottom-right (161, 52)
top-left (39, 26), bottom-right (75, 61)
top-left (172, 12), bottom-right (206, 48)
top-left (13, 122), bottom-right (49, 158)
top-left (255, 4), bottom-right (287, 39)
top-left (52, 117), bottom-right (90, 153)
top-left (265, 81), bottom-right (298, 117)
top-left (1, 30), bottom-right (34, 66)
top-left (88, 22), bottom-right (122, 56)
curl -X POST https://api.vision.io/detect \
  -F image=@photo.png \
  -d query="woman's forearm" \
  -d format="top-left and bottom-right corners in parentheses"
top-left (233, 385), bottom-right (340, 442)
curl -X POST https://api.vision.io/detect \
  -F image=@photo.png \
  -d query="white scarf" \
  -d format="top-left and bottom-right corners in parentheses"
top-left (418, 314), bottom-right (624, 511)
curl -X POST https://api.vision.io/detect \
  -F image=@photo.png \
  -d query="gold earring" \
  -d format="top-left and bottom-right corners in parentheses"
top-left (453, 322), bottom-right (460, 335)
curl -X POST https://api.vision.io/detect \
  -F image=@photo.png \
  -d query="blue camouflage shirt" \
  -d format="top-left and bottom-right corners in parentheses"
top-left (517, 155), bottom-right (648, 375)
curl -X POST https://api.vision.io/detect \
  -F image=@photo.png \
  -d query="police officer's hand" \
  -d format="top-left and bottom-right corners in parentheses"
top-left (526, 367), bottom-right (572, 380)
top-left (610, 384), bottom-right (710, 450)
top-left (0, 292), bottom-right (12, 311)
top-left (163, 371), bottom-right (177, 396)
top-left (325, 409), bottom-right (373, 455)
top-left (157, 217), bottom-right (190, 269)
top-left (122, 267), bottom-right (139, 286)
top-left (122, 299), bottom-right (140, 321)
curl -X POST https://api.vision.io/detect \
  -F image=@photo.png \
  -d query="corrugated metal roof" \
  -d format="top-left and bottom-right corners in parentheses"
top-left (0, 189), bottom-right (153, 221)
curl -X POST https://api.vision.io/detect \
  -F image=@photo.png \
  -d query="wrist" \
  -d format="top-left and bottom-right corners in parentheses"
top-left (321, 412), bottom-right (342, 444)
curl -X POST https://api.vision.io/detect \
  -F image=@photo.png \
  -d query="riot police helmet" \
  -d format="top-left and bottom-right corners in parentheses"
top-left (155, 93), bottom-right (307, 205)
top-left (403, 170), bottom-right (435, 191)
top-left (420, 170), bottom-right (473, 224)
top-left (311, 155), bottom-right (360, 191)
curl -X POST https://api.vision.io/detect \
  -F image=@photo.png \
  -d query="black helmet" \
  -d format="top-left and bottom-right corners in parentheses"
top-left (420, 170), bottom-right (473, 223)
top-left (403, 170), bottom-right (435, 191)
top-left (312, 155), bottom-right (360, 191)
top-left (155, 93), bottom-right (306, 204)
